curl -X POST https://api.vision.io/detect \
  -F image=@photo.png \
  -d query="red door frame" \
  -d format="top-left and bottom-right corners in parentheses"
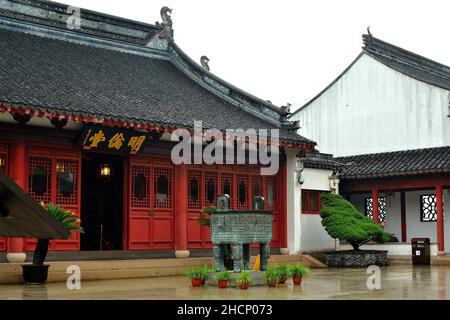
top-left (0, 143), bottom-right (9, 251)
top-left (24, 143), bottom-right (82, 251)
top-left (128, 155), bottom-right (175, 250)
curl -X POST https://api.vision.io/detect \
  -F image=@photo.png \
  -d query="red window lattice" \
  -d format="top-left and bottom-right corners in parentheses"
top-left (252, 176), bottom-right (262, 198)
top-left (28, 156), bottom-right (52, 203)
top-left (188, 170), bottom-right (201, 209)
top-left (236, 174), bottom-right (249, 210)
top-left (220, 172), bottom-right (233, 202)
top-left (266, 176), bottom-right (277, 210)
top-left (56, 159), bottom-right (78, 206)
top-left (131, 165), bottom-right (151, 208)
top-left (154, 167), bottom-right (172, 208)
top-left (204, 171), bottom-right (217, 207)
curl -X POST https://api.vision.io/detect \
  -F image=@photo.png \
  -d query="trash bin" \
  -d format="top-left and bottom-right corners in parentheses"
top-left (411, 238), bottom-right (430, 265)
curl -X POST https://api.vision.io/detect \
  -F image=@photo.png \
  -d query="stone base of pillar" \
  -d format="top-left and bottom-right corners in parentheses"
top-left (175, 250), bottom-right (190, 259)
top-left (280, 248), bottom-right (289, 255)
top-left (6, 252), bottom-right (26, 263)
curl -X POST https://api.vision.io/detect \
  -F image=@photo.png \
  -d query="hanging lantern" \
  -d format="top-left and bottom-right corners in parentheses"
top-left (99, 163), bottom-right (112, 178)
top-left (56, 162), bottom-right (65, 173)
top-left (0, 155), bottom-right (6, 169)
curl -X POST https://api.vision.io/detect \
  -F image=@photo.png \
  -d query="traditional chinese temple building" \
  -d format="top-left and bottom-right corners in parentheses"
top-left (291, 33), bottom-right (450, 256)
top-left (0, 0), bottom-right (332, 263)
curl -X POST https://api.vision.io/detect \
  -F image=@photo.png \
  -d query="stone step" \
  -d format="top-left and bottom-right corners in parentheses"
top-left (0, 254), bottom-right (306, 284)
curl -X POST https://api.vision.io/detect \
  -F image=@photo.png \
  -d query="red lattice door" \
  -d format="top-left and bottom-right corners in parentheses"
top-left (266, 176), bottom-right (279, 247)
top-left (129, 159), bottom-right (174, 249)
top-left (25, 149), bottom-right (81, 251)
top-left (0, 145), bottom-right (8, 251)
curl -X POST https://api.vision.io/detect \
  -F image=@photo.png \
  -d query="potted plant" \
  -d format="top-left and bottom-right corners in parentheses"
top-left (187, 267), bottom-right (204, 287)
top-left (264, 266), bottom-right (279, 287)
top-left (22, 202), bottom-right (83, 284)
top-left (199, 265), bottom-right (211, 285)
top-left (214, 271), bottom-right (231, 289)
top-left (289, 264), bottom-right (310, 285)
top-left (236, 270), bottom-right (253, 290)
top-left (275, 264), bottom-right (289, 284)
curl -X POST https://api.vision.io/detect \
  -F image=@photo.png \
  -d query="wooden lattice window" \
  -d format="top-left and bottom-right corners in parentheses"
top-left (266, 176), bottom-right (277, 210)
top-left (252, 176), bottom-right (262, 198)
top-left (365, 197), bottom-right (386, 222)
top-left (220, 172), bottom-right (233, 202)
top-left (188, 170), bottom-right (201, 209)
top-left (236, 175), bottom-right (249, 209)
top-left (154, 167), bottom-right (172, 208)
top-left (420, 194), bottom-right (437, 222)
top-left (56, 159), bottom-right (78, 205)
top-left (204, 172), bottom-right (217, 206)
top-left (28, 156), bottom-right (52, 203)
top-left (302, 190), bottom-right (322, 214)
top-left (131, 165), bottom-right (150, 208)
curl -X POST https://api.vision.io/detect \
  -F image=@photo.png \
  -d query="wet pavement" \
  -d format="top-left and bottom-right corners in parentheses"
top-left (0, 265), bottom-right (449, 300)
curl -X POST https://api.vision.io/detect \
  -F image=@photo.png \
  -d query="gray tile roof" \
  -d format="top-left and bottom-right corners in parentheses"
top-left (363, 34), bottom-right (450, 91)
top-left (0, 0), bottom-right (313, 146)
top-left (336, 147), bottom-right (450, 179)
top-left (300, 152), bottom-right (344, 171)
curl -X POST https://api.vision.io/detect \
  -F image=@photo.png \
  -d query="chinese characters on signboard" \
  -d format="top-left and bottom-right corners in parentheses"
top-left (80, 125), bottom-right (147, 154)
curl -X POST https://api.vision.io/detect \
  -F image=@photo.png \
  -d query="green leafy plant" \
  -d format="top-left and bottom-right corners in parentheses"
top-left (214, 271), bottom-right (231, 283)
top-left (264, 266), bottom-right (279, 282)
top-left (195, 206), bottom-right (216, 227)
top-left (33, 202), bottom-right (84, 266)
top-left (186, 266), bottom-right (210, 280)
top-left (275, 264), bottom-right (290, 281)
top-left (320, 194), bottom-right (390, 250)
top-left (289, 264), bottom-right (310, 278)
top-left (236, 270), bottom-right (253, 286)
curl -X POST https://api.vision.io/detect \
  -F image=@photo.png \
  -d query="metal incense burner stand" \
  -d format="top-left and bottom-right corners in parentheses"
top-left (211, 195), bottom-right (273, 272)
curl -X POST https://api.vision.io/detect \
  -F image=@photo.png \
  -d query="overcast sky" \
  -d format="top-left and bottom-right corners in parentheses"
top-left (58, 0), bottom-right (450, 110)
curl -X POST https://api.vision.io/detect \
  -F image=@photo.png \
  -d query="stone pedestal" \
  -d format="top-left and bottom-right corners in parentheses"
top-left (207, 271), bottom-right (267, 287)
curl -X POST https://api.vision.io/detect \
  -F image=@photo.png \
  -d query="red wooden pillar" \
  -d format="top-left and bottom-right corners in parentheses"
top-left (6, 140), bottom-right (26, 263)
top-left (400, 191), bottom-right (407, 242)
top-left (174, 164), bottom-right (189, 258)
top-left (436, 185), bottom-right (445, 252)
top-left (279, 160), bottom-right (288, 250)
top-left (372, 189), bottom-right (379, 223)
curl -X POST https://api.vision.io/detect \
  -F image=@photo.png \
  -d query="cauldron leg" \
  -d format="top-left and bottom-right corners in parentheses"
top-left (213, 244), bottom-right (225, 271)
top-left (232, 244), bottom-right (243, 272)
top-left (260, 242), bottom-right (270, 271)
top-left (243, 244), bottom-right (251, 270)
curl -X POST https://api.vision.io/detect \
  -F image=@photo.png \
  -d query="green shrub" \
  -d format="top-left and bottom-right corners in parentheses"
top-left (289, 264), bottom-right (310, 277)
top-left (195, 206), bottom-right (216, 227)
top-left (275, 264), bottom-right (290, 280)
top-left (236, 271), bottom-right (253, 286)
top-left (187, 266), bottom-right (209, 279)
top-left (320, 194), bottom-right (390, 250)
top-left (214, 271), bottom-right (231, 283)
top-left (264, 266), bottom-right (279, 282)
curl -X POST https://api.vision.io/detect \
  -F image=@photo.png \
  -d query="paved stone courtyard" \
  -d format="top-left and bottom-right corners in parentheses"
top-left (0, 265), bottom-right (449, 300)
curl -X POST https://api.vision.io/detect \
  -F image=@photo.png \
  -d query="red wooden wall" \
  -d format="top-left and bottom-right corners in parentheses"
top-left (24, 146), bottom-right (81, 251)
top-left (128, 156), bottom-right (174, 249)
top-left (186, 165), bottom-right (282, 249)
top-left (0, 144), bottom-right (8, 251)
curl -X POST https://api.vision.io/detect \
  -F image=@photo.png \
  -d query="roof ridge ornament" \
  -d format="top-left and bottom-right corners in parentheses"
top-left (158, 6), bottom-right (173, 39)
top-left (367, 26), bottom-right (373, 37)
top-left (200, 56), bottom-right (210, 71)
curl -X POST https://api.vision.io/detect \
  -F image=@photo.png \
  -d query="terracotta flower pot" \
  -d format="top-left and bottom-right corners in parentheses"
top-left (267, 279), bottom-right (277, 287)
top-left (191, 278), bottom-right (203, 287)
top-left (218, 279), bottom-right (228, 289)
top-left (278, 277), bottom-right (287, 284)
top-left (292, 275), bottom-right (303, 285)
top-left (239, 282), bottom-right (249, 290)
